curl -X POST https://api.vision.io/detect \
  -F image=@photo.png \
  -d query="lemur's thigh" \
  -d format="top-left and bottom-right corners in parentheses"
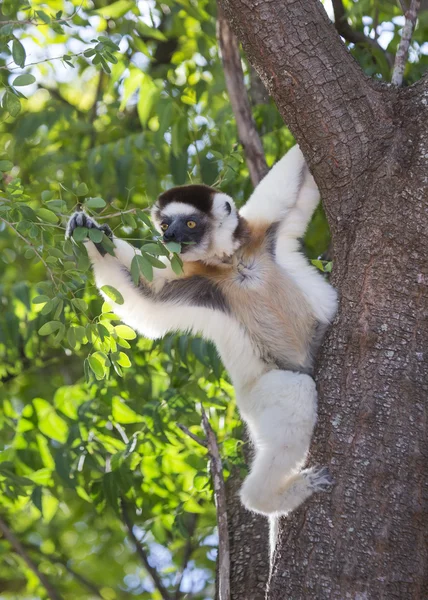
top-left (238, 370), bottom-right (321, 515)
top-left (240, 370), bottom-right (317, 460)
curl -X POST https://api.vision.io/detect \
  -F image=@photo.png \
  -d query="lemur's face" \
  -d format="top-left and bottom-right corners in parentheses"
top-left (151, 185), bottom-right (241, 262)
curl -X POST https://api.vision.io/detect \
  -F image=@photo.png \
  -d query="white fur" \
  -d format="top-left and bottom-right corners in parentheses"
top-left (79, 144), bottom-right (337, 530)
top-left (159, 202), bottom-right (196, 218)
top-left (239, 144), bottom-right (306, 224)
top-left (207, 193), bottom-right (241, 263)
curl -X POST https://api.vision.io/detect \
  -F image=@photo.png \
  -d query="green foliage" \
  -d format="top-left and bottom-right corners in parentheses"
top-left (0, 0), bottom-right (426, 598)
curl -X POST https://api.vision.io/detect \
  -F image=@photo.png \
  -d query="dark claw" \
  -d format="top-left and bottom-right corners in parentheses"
top-left (66, 211), bottom-right (113, 256)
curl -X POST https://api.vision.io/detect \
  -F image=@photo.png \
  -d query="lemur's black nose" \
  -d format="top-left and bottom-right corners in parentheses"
top-left (163, 229), bottom-right (176, 241)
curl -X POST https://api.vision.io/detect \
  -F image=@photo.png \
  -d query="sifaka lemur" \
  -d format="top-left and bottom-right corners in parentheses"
top-left (66, 145), bottom-right (337, 521)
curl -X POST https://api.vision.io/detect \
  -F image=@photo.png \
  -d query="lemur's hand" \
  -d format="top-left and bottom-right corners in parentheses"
top-left (66, 211), bottom-right (113, 240)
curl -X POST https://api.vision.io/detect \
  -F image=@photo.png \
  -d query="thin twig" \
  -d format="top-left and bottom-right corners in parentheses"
top-left (22, 543), bottom-right (103, 598)
top-left (391, 0), bottom-right (421, 86)
top-left (332, 0), bottom-right (393, 67)
top-left (216, 4), bottom-right (268, 186)
top-left (96, 208), bottom-right (143, 219)
top-left (200, 406), bottom-right (230, 600)
top-left (120, 501), bottom-right (172, 600)
top-left (0, 517), bottom-right (63, 600)
top-left (177, 423), bottom-right (207, 447)
top-left (0, 52), bottom-right (84, 71)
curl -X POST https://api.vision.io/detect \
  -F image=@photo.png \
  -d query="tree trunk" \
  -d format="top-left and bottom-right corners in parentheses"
top-left (218, 0), bottom-right (428, 598)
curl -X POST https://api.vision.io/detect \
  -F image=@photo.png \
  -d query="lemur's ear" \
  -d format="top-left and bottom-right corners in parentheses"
top-left (225, 201), bottom-right (232, 215)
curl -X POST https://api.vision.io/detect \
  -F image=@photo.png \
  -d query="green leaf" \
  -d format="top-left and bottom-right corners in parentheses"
top-left (114, 324), bottom-right (136, 340)
top-left (72, 227), bottom-right (89, 242)
top-left (135, 21), bottom-right (168, 41)
top-left (32, 295), bottom-right (50, 304)
top-left (137, 74), bottom-right (159, 126)
top-left (12, 74), bottom-right (36, 87)
top-left (33, 398), bottom-right (68, 443)
top-left (170, 254), bottom-right (183, 275)
top-left (0, 160), bottom-right (13, 171)
top-left (4, 92), bottom-right (21, 116)
top-left (71, 298), bottom-right (88, 312)
top-left (136, 254), bottom-right (153, 282)
top-left (120, 68), bottom-right (143, 111)
top-left (75, 182), bottom-right (89, 196)
top-left (142, 242), bottom-right (169, 256)
top-left (164, 241), bottom-right (182, 254)
top-left (38, 321), bottom-right (62, 336)
top-left (101, 285), bottom-right (124, 305)
top-left (136, 210), bottom-right (152, 228)
top-left (88, 355), bottom-right (105, 378)
top-left (36, 10), bottom-right (51, 23)
top-left (86, 196), bottom-right (106, 208)
top-left (12, 39), bottom-right (26, 68)
top-left (88, 228), bottom-right (103, 243)
top-left (142, 252), bottom-right (167, 269)
top-left (36, 208), bottom-right (58, 224)
top-left (94, 0), bottom-right (134, 19)
top-left (115, 351), bottom-right (131, 368)
top-left (112, 397), bottom-right (143, 423)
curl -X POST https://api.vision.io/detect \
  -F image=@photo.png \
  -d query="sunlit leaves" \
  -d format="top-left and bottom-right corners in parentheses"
top-left (101, 285), bottom-right (124, 305)
top-left (114, 325), bottom-right (136, 340)
top-left (33, 398), bottom-right (68, 444)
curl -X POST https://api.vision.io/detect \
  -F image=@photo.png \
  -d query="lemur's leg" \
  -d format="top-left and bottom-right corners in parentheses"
top-left (239, 145), bottom-right (306, 225)
top-left (274, 168), bottom-right (338, 325)
top-left (238, 370), bottom-right (331, 516)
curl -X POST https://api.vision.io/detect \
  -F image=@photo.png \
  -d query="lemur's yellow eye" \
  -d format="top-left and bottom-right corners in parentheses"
top-left (187, 220), bottom-right (196, 229)
top-left (160, 223), bottom-right (169, 231)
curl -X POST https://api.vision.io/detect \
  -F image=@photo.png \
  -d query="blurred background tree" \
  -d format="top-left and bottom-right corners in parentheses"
top-left (0, 1), bottom-right (426, 599)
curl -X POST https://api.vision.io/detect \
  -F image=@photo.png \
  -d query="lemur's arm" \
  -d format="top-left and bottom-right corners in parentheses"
top-left (66, 211), bottom-right (178, 290)
top-left (239, 145), bottom-right (310, 227)
top-left (66, 212), bottom-right (228, 334)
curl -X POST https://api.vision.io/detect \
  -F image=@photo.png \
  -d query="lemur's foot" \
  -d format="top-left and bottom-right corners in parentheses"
top-left (240, 465), bottom-right (334, 516)
top-left (303, 466), bottom-right (334, 491)
top-left (66, 211), bottom-right (112, 240)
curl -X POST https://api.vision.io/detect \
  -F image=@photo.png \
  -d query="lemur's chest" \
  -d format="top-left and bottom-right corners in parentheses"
top-left (217, 249), bottom-right (316, 370)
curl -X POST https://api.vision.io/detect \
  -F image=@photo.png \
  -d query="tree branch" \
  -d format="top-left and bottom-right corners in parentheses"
top-left (0, 518), bottom-right (63, 600)
top-left (391, 0), bottom-right (421, 86)
top-left (120, 501), bottom-right (172, 600)
top-left (216, 4), bottom-right (268, 186)
top-left (177, 423), bottom-right (207, 447)
top-left (331, 0), bottom-right (393, 66)
top-left (178, 410), bottom-right (231, 600)
top-left (200, 406), bottom-right (230, 600)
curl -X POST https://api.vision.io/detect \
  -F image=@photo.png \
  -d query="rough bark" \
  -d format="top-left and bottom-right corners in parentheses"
top-left (217, 0), bottom-right (428, 598)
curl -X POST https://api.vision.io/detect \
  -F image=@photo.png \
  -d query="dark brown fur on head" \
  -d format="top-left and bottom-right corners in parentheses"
top-left (157, 185), bottom-right (218, 214)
